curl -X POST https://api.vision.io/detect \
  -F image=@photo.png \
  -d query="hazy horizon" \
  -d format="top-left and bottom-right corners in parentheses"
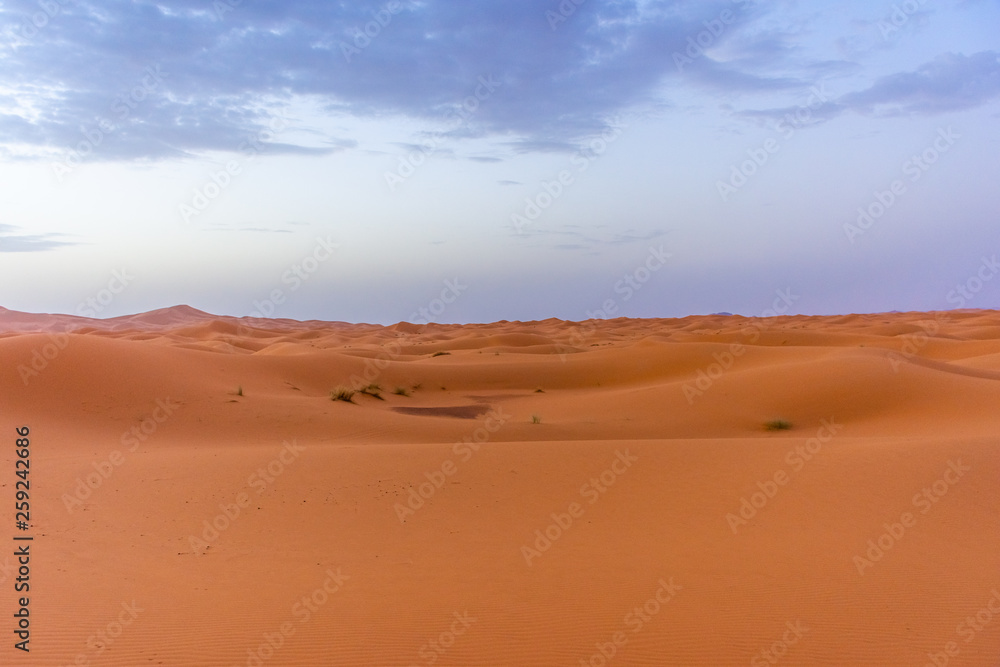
top-left (3, 301), bottom-right (995, 328)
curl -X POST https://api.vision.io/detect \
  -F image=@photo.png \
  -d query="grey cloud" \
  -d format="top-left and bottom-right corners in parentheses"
top-left (0, 224), bottom-right (78, 252)
top-left (841, 51), bottom-right (1000, 115)
top-left (4, 1), bottom-right (985, 161)
top-left (738, 51), bottom-right (1000, 126)
top-left (0, 0), bottom-right (817, 159)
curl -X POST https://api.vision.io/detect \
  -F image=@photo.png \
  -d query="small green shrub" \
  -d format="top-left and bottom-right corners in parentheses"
top-left (764, 419), bottom-right (792, 431)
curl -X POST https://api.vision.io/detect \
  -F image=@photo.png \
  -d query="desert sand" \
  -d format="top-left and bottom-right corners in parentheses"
top-left (1, 305), bottom-right (998, 666)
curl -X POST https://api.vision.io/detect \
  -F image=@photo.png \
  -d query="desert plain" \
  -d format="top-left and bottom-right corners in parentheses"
top-left (1, 305), bottom-right (999, 666)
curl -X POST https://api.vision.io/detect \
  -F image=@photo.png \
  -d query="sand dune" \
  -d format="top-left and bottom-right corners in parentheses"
top-left (1, 306), bottom-right (998, 665)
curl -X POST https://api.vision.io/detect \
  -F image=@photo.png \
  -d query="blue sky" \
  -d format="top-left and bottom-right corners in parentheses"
top-left (1, 0), bottom-right (998, 324)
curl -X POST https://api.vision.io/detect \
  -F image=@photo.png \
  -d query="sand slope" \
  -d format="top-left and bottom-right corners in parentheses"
top-left (1, 307), bottom-right (998, 665)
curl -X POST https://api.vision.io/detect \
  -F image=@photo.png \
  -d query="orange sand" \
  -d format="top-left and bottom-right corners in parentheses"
top-left (1, 306), bottom-right (998, 666)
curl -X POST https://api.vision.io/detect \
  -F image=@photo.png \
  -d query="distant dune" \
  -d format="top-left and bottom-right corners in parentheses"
top-left (2, 306), bottom-right (998, 665)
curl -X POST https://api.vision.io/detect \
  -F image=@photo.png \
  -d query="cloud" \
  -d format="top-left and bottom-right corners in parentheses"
top-left (840, 51), bottom-right (1000, 115)
top-left (6, 1), bottom-right (989, 161)
top-left (0, 224), bottom-right (78, 252)
top-left (514, 223), bottom-right (667, 250)
top-left (0, 0), bottom-right (816, 160)
top-left (200, 222), bottom-right (298, 233)
top-left (837, 0), bottom-right (949, 59)
top-left (739, 51), bottom-right (1000, 125)
top-left (502, 138), bottom-right (584, 155)
top-left (606, 229), bottom-right (668, 245)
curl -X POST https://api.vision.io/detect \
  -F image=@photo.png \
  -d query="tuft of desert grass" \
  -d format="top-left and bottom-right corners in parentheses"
top-left (331, 386), bottom-right (355, 402)
top-left (393, 386), bottom-right (410, 397)
top-left (764, 418), bottom-right (792, 431)
top-left (360, 383), bottom-right (384, 400)
top-left (531, 414), bottom-right (542, 424)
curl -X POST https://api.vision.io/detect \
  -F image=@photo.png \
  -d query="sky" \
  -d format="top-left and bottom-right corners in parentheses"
top-left (0, 0), bottom-right (998, 324)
